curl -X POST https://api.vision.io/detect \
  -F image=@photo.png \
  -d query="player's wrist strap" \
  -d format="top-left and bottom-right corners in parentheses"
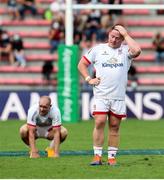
top-left (85, 76), bottom-right (91, 82)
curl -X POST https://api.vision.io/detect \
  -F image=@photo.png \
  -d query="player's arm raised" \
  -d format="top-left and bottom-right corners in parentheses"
top-left (114, 25), bottom-right (141, 58)
top-left (28, 125), bottom-right (40, 158)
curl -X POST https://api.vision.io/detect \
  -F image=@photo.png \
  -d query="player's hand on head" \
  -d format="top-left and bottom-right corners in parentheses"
top-left (114, 25), bottom-right (128, 38)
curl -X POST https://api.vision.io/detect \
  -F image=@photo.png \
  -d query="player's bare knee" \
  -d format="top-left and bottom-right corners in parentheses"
top-left (20, 124), bottom-right (28, 138)
top-left (110, 124), bottom-right (120, 132)
top-left (95, 121), bottom-right (106, 130)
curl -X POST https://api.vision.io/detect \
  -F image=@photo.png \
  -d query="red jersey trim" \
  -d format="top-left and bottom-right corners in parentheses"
top-left (27, 123), bottom-right (36, 127)
top-left (93, 111), bottom-right (109, 115)
top-left (92, 111), bottom-right (126, 119)
top-left (109, 111), bottom-right (127, 119)
top-left (83, 56), bottom-right (91, 64)
top-left (52, 125), bottom-right (61, 128)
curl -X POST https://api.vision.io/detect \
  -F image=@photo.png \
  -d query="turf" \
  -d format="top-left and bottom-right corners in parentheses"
top-left (0, 119), bottom-right (164, 178)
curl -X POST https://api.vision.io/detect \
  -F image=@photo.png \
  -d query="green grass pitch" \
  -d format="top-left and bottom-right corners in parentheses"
top-left (0, 119), bottom-right (164, 178)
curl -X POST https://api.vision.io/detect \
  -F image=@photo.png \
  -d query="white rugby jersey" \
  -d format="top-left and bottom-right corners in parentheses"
top-left (27, 103), bottom-right (62, 128)
top-left (84, 43), bottom-right (132, 100)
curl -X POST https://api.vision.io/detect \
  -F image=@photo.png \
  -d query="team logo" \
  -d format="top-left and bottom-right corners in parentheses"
top-left (101, 51), bottom-right (109, 55)
top-left (107, 57), bottom-right (118, 64)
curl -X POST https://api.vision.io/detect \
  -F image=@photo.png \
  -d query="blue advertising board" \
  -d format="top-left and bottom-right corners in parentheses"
top-left (0, 90), bottom-right (163, 121)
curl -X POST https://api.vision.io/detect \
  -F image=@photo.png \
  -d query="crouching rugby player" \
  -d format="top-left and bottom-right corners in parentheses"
top-left (19, 96), bottom-right (68, 158)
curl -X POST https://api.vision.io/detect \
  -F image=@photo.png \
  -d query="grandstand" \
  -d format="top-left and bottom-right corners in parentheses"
top-left (0, 0), bottom-right (164, 90)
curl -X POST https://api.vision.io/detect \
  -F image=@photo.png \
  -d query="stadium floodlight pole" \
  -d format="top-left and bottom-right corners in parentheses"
top-left (65, 0), bottom-right (73, 45)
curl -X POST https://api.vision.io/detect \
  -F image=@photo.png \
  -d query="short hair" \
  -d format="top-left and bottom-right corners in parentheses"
top-left (109, 24), bottom-right (125, 39)
top-left (111, 24), bottom-right (125, 30)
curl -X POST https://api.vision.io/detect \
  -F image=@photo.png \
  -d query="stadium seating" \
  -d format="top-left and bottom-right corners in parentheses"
top-left (123, 0), bottom-right (144, 3)
top-left (24, 42), bottom-right (50, 49)
top-left (1, 54), bottom-right (58, 62)
top-left (0, 77), bottom-right (163, 86)
top-left (26, 54), bottom-right (58, 62)
top-left (130, 32), bottom-right (164, 38)
top-left (138, 79), bottom-right (164, 86)
top-left (8, 31), bottom-right (49, 38)
top-left (23, 42), bottom-right (153, 50)
top-left (0, 78), bottom-right (57, 85)
top-left (0, 66), bottom-right (58, 73)
top-left (1, 19), bottom-right (51, 26)
top-left (0, 0), bottom-right (164, 89)
top-left (137, 66), bottom-right (164, 73)
top-left (127, 20), bottom-right (164, 27)
top-left (136, 55), bottom-right (154, 62)
top-left (123, 9), bottom-right (150, 15)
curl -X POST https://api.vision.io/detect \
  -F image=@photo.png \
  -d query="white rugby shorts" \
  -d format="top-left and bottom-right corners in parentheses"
top-left (92, 98), bottom-right (126, 118)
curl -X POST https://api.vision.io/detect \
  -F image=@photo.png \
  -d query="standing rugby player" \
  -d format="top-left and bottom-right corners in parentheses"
top-left (78, 24), bottom-right (141, 165)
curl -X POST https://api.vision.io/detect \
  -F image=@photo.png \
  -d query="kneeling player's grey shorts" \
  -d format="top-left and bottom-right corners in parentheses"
top-left (36, 126), bottom-right (52, 138)
top-left (36, 126), bottom-right (66, 138)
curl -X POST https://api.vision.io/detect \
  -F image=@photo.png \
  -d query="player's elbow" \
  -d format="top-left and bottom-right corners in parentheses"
top-left (137, 47), bottom-right (141, 56)
top-left (131, 47), bottom-right (141, 58)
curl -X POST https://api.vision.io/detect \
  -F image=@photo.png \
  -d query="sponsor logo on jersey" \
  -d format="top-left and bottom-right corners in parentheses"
top-left (107, 57), bottom-right (118, 63)
top-left (102, 57), bottom-right (123, 68)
